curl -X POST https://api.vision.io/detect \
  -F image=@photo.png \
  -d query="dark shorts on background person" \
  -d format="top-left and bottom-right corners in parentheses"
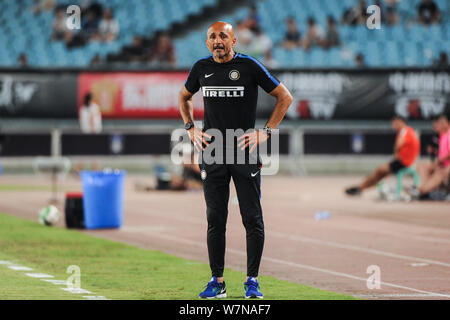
top-left (389, 159), bottom-right (406, 174)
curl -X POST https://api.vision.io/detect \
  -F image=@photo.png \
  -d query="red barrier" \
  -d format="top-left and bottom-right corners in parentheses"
top-left (78, 72), bottom-right (204, 118)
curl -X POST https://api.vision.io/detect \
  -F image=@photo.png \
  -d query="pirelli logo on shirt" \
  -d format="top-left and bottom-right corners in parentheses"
top-left (202, 86), bottom-right (245, 98)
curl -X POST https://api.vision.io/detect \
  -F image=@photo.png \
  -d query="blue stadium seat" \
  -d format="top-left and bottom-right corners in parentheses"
top-left (0, 0), bottom-right (447, 68)
top-left (327, 48), bottom-right (345, 67)
top-left (383, 42), bottom-right (402, 67)
top-left (309, 48), bottom-right (326, 67)
top-left (403, 42), bottom-right (424, 67)
top-left (0, 0), bottom-right (221, 67)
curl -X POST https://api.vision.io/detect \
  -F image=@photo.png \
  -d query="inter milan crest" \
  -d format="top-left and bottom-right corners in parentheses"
top-left (201, 169), bottom-right (207, 180)
top-left (229, 70), bottom-right (240, 81)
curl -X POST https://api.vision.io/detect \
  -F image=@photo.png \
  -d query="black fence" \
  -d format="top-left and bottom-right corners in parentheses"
top-left (0, 131), bottom-right (435, 157)
top-left (1, 67), bottom-right (449, 120)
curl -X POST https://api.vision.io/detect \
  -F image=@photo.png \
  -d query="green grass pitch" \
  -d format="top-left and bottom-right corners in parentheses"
top-left (0, 212), bottom-right (356, 300)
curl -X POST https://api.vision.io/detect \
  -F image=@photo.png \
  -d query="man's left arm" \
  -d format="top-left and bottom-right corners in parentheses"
top-left (265, 83), bottom-right (294, 129)
top-left (238, 83), bottom-right (293, 152)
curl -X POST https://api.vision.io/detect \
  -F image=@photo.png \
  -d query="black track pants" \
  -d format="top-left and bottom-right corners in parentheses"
top-left (201, 163), bottom-right (264, 278)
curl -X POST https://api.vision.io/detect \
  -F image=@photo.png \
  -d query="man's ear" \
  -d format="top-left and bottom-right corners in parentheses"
top-left (232, 37), bottom-right (237, 47)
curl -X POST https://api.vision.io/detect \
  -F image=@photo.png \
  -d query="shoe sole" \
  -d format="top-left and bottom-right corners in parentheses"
top-left (245, 294), bottom-right (263, 299)
top-left (199, 293), bottom-right (227, 299)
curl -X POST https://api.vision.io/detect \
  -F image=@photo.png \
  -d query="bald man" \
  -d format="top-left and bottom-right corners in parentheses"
top-left (179, 21), bottom-right (293, 299)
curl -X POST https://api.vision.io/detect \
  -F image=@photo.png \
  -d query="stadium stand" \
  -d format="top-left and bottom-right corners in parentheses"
top-left (175, 0), bottom-right (449, 68)
top-left (0, 0), bottom-right (448, 68)
top-left (0, 0), bottom-right (218, 67)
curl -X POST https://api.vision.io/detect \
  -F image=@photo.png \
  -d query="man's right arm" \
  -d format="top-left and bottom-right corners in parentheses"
top-left (179, 86), bottom-right (195, 125)
top-left (179, 86), bottom-right (210, 151)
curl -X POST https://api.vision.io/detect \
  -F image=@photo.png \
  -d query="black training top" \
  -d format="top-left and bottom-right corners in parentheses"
top-left (184, 52), bottom-right (280, 133)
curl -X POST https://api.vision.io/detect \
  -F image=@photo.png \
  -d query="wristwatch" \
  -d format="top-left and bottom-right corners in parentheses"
top-left (262, 125), bottom-right (273, 138)
top-left (184, 122), bottom-right (194, 131)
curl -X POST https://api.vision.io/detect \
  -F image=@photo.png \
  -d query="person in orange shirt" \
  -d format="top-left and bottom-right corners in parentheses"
top-left (345, 115), bottom-right (420, 196)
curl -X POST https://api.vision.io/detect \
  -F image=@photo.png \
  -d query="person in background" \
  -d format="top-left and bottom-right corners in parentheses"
top-left (76, 93), bottom-right (102, 173)
top-left (433, 52), bottom-right (448, 68)
top-left (345, 116), bottom-right (420, 196)
top-left (135, 144), bottom-right (203, 192)
top-left (81, 8), bottom-right (101, 42)
top-left (301, 17), bottom-right (324, 51)
top-left (374, 0), bottom-right (386, 24)
top-left (98, 9), bottom-right (119, 42)
top-left (426, 132), bottom-right (440, 161)
top-left (79, 0), bottom-right (94, 15)
top-left (249, 26), bottom-right (273, 59)
top-left (341, 0), bottom-right (369, 26)
top-left (90, 53), bottom-right (102, 67)
top-left (235, 20), bottom-right (253, 54)
top-left (51, 8), bottom-right (67, 41)
top-left (124, 35), bottom-right (146, 62)
top-left (282, 17), bottom-right (301, 50)
top-left (148, 33), bottom-right (176, 68)
top-left (355, 52), bottom-right (366, 67)
top-left (341, 6), bottom-right (358, 26)
top-left (79, 92), bottom-right (102, 134)
top-left (17, 53), bottom-right (28, 67)
top-left (385, 0), bottom-right (400, 25)
top-left (322, 16), bottom-right (340, 49)
top-left (65, 5), bottom-right (103, 48)
top-left (355, 0), bottom-right (370, 24)
top-left (262, 49), bottom-right (278, 69)
top-left (245, 4), bottom-right (261, 32)
top-left (32, 0), bottom-right (56, 15)
top-left (412, 114), bottom-right (450, 199)
top-left (418, 0), bottom-right (441, 25)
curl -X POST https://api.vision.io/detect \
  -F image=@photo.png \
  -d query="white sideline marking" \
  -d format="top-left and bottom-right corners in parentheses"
top-left (25, 273), bottom-right (54, 278)
top-left (61, 288), bottom-right (92, 294)
top-left (259, 255), bottom-right (450, 299)
top-left (42, 279), bottom-right (67, 285)
top-left (410, 263), bottom-right (429, 267)
top-left (148, 231), bottom-right (450, 299)
top-left (127, 208), bottom-right (450, 266)
top-left (270, 231), bottom-right (450, 268)
top-left (377, 231), bottom-right (450, 245)
top-left (134, 208), bottom-right (450, 245)
top-left (397, 234), bottom-right (450, 245)
top-left (83, 296), bottom-right (108, 300)
top-left (1, 263), bottom-right (107, 300)
top-left (328, 208), bottom-right (450, 244)
top-left (8, 266), bottom-right (33, 271)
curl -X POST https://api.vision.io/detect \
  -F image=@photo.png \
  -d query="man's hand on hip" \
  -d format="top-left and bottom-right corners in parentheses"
top-left (189, 127), bottom-right (211, 152)
top-left (238, 130), bottom-right (270, 153)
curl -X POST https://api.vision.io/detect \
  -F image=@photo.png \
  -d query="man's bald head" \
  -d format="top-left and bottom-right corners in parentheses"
top-left (207, 21), bottom-right (235, 38)
top-left (206, 21), bottom-right (237, 62)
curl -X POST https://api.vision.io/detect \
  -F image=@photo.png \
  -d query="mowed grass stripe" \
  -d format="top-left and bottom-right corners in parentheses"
top-left (0, 184), bottom-right (71, 192)
top-left (0, 212), bottom-right (356, 300)
top-left (0, 260), bottom-right (87, 300)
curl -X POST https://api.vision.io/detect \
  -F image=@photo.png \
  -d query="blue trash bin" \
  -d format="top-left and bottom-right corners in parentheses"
top-left (80, 170), bottom-right (125, 229)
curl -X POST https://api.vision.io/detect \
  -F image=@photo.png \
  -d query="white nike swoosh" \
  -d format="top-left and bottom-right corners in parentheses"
top-left (205, 73), bottom-right (214, 78)
top-left (251, 171), bottom-right (259, 177)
